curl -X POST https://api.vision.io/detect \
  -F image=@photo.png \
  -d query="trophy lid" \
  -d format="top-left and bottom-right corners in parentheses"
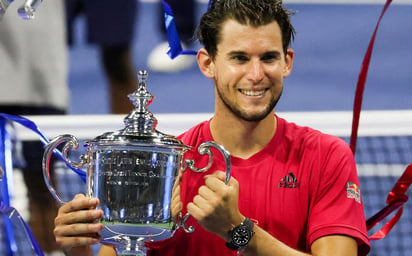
top-left (88, 70), bottom-right (188, 150)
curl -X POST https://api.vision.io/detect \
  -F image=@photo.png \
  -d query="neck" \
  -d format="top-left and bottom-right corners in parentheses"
top-left (210, 111), bottom-right (277, 159)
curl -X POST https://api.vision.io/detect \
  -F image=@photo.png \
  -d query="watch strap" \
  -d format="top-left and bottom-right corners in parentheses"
top-left (225, 217), bottom-right (254, 251)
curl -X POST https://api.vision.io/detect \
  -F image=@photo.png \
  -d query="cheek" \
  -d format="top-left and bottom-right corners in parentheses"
top-left (267, 73), bottom-right (284, 93)
top-left (214, 66), bottom-right (239, 86)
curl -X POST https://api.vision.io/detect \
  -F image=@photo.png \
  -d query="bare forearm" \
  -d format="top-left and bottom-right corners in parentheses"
top-left (242, 225), bottom-right (358, 256)
top-left (242, 225), bottom-right (310, 256)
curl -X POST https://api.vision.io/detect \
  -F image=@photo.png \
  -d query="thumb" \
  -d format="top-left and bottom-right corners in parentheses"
top-left (209, 170), bottom-right (235, 186)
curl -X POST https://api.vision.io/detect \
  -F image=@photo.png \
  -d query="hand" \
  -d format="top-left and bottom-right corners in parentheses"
top-left (171, 170), bottom-right (183, 222)
top-left (187, 171), bottom-right (244, 240)
top-left (54, 194), bottom-right (104, 253)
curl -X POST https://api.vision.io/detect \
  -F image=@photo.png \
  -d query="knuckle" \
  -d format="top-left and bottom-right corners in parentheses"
top-left (55, 237), bottom-right (64, 247)
top-left (53, 226), bottom-right (61, 236)
top-left (54, 215), bottom-right (62, 226)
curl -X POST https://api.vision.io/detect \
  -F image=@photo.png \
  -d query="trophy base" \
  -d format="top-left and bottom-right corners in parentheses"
top-left (100, 222), bottom-right (174, 256)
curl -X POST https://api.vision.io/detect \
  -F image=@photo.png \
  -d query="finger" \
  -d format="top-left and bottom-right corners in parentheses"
top-left (72, 194), bottom-right (98, 208)
top-left (171, 184), bottom-right (181, 209)
top-left (207, 171), bottom-right (239, 189)
top-left (56, 234), bottom-right (101, 249)
top-left (198, 184), bottom-right (215, 198)
top-left (196, 186), bottom-right (226, 213)
top-left (204, 174), bottom-right (226, 192)
top-left (226, 174), bottom-right (239, 188)
top-left (73, 193), bottom-right (86, 200)
top-left (172, 179), bottom-right (181, 195)
top-left (171, 185), bottom-right (182, 218)
top-left (54, 221), bottom-right (103, 237)
top-left (210, 170), bottom-right (227, 182)
top-left (171, 200), bottom-right (182, 220)
top-left (59, 196), bottom-right (99, 214)
top-left (172, 183), bottom-right (180, 200)
top-left (192, 193), bottom-right (210, 209)
top-left (187, 202), bottom-right (203, 221)
top-left (55, 207), bottom-right (103, 226)
top-left (187, 198), bottom-right (214, 222)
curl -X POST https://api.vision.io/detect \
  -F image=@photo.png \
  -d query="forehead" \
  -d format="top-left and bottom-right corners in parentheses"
top-left (218, 19), bottom-right (283, 50)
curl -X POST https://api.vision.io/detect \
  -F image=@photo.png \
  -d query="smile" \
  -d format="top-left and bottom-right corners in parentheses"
top-left (239, 89), bottom-right (267, 96)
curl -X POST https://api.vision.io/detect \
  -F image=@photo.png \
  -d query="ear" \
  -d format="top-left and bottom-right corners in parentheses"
top-left (197, 48), bottom-right (214, 79)
top-left (283, 48), bottom-right (294, 78)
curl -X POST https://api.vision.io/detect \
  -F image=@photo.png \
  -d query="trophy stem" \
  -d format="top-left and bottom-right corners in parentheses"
top-left (113, 238), bottom-right (147, 256)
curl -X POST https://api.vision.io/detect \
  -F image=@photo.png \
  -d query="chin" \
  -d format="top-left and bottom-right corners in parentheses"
top-left (239, 111), bottom-right (272, 122)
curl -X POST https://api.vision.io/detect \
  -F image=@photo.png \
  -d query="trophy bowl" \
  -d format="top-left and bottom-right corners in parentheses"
top-left (42, 70), bottom-right (231, 255)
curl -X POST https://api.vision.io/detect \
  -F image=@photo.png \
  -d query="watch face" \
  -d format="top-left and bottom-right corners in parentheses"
top-left (232, 226), bottom-right (252, 246)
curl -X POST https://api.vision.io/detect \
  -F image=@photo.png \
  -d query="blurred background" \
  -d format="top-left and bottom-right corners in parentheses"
top-left (68, 0), bottom-right (412, 115)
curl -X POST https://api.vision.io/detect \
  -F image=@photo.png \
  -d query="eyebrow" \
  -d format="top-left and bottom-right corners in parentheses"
top-left (227, 50), bottom-right (282, 58)
top-left (263, 51), bottom-right (282, 58)
top-left (227, 51), bottom-right (247, 57)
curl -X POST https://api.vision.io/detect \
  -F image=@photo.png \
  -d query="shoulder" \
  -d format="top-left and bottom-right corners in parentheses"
top-left (177, 120), bottom-right (210, 147)
top-left (280, 117), bottom-right (349, 152)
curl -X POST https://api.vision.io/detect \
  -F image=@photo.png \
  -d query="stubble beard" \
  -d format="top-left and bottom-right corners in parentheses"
top-left (216, 87), bottom-right (282, 122)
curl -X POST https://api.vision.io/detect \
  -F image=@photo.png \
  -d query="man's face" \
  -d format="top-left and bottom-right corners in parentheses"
top-left (209, 19), bottom-right (293, 122)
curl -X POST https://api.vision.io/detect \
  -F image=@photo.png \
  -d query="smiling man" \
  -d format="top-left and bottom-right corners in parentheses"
top-left (53, 1), bottom-right (370, 255)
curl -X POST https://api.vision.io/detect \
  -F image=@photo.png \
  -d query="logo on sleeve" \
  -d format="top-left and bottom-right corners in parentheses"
top-left (347, 182), bottom-right (361, 203)
top-left (278, 172), bottom-right (299, 188)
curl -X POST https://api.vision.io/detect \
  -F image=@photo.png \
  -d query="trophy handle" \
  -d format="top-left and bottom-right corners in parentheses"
top-left (179, 141), bottom-right (231, 233)
top-left (42, 134), bottom-right (86, 205)
top-left (183, 141), bottom-right (231, 184)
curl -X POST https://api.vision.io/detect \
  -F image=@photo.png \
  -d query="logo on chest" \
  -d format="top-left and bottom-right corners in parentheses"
top-left (278, 172), bottom-right (299, 188)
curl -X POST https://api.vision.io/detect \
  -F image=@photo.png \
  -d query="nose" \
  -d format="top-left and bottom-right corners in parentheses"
top-left (246, 59), bottom-right (264, 84)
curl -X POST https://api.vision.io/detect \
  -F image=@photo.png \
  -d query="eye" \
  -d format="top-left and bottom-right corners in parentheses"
top-left (261, 52), bottom-right (281, 63)
top-left (232, 54), bottom-right (249, 63)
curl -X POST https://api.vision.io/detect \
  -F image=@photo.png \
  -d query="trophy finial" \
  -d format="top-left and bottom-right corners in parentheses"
top-left (124, 70), bottom-right (157, 134)
top-left (128, 70), bottom-right (154, 111)
top-left (138, 70), bottom-right (148, 83)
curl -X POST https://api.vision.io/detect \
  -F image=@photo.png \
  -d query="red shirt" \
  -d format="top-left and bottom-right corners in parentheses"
top-left (147, 116), bottom-right (370, 255)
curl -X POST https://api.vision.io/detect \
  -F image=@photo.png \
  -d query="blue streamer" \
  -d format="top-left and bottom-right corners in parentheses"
top-left (1, 119), bottom-right (17, 256)
top-left (0, 200), bottom-right (45, 256)
top-left (19, 208), bottom-right (45, 255)
top-left (0, 113), bottom-right (87, 255)
top-left (207, 0), bottom-right (213, 10)
top-left (162, 0), bottom-right (197, 59)
top-left (0, 114), bottom-right (86, 182)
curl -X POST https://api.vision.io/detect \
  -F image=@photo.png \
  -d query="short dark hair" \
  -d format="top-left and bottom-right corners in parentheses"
top-left (196, 0), bottom-right (295, 59)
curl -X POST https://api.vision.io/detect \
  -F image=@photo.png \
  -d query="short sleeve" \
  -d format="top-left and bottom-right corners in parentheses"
top-left (307, 137), bottom-right (370, 255)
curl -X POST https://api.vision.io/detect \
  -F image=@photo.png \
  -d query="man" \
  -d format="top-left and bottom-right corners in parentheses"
top-left (53, 1), bottom-right (371, 255)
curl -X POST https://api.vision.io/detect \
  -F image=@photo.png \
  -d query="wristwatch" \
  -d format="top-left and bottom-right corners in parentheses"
top-left (225, 217), bottom-right (255, 251)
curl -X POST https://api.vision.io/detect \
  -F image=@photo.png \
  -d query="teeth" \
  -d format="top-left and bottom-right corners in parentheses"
top-left (241, 89), bottom-right (265, 96)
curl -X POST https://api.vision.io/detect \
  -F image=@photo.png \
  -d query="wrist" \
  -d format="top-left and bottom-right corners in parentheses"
top-left (63, 245), bottom-right (93, 256)
top-left (219, 214), bottom-right (244, 241)
top-left (225, 217), bottom-right (255, 252)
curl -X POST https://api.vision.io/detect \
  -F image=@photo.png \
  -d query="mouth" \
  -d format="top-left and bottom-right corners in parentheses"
top-left (239, 88), bottom-right (268, 96)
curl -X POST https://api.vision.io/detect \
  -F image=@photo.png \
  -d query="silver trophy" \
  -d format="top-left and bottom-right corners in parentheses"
top-left (42, 70), bottom-right (231, 255)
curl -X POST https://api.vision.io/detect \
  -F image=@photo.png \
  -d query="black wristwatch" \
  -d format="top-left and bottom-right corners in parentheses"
top-left (225, 217), bottom-right (255, 251)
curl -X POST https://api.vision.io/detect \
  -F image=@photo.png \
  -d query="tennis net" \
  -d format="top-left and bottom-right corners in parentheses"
top-left (12, 110), bottom-right (412, 255)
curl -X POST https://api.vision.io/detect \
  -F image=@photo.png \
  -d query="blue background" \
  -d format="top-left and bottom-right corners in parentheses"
top-left (67, 2), bottom-right (412, 115)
